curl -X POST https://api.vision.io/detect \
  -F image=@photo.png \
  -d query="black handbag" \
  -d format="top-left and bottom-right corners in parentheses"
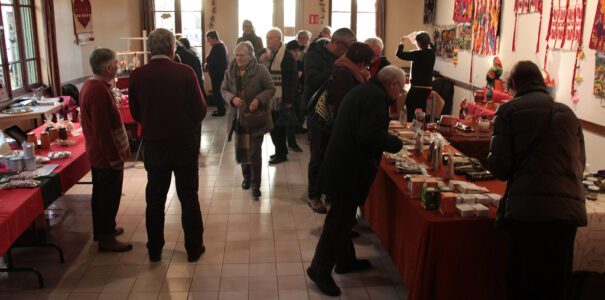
top-left (276, 104), bottom-right (300, 127)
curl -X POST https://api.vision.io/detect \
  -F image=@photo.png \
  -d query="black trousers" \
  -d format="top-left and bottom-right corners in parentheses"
top-left (91, 167), bottom-right (124, 237)
top-left (507, 220), bottom-right (577, 300)
top-left (405, 87), bottom-right (432, 121)
top-left (307, 120), bottom-right (330, 199)
top-left (143, 140), bottom-right (204, 254)
top-left (287, 126), bottom-right (297, 147)
top-left (310, 193), bottom-right (357, 275)
top-left (270, 111), bottom-right (288, 158)
top-left (241, 134), bottom-right (264, 188)
top-left (211, 76), bottom-right (226, 114)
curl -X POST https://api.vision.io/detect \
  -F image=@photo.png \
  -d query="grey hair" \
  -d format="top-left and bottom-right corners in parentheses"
top-left (89, 48), bottom-right (116, 75)
top-left (148, 28), bottom-right (175, 56)
top-left (267, 28), bottom-right (283, 41)
top-left (234, 41), bottom-right (255, 58)
top-left (320, 26), bottom-right (332, 35)
top-left (377, 65), bottom-right (406, 84)
top-left (242, 19), bottom-right (254, 31)
top-left (365, 37), bottom-right (384, 50)
top-left (331, 28), bottom-right (356, 44)
top-left (297, 30), bottom-right (311, 40)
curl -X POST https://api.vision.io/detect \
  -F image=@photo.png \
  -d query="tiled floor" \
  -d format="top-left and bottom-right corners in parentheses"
top-left (0, 116), bottom-right (408, 299)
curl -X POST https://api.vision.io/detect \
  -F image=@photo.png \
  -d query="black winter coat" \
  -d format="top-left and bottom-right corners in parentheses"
top-left (316, 78), bottom-right (403, 205)
top-left (302, 42), bottom-right (338, 103)
top-left (175, 46), bottom-right (204, 87)
top-left (487, 85), bottom-right (587, 226)
top-left (205, 42), bottom-right (229, 82)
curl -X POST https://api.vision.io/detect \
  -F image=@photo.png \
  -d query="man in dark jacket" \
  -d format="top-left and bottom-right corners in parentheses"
top-left (257, 28), bottom-right (298, 164)
top-left (487, 61), bottom-right (586, 300)
top-left (205, 30), bottom-right (229, 116)
top-left (306, 66), bottom-right (404, 296)
top-left (304, 27), bottom-right (356, 213)
top-left (175, 37), bottom-right (207, 103)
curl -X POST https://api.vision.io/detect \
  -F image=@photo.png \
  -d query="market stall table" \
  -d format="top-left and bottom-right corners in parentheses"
top-left (438, 124), bottom-right (492, 166)
top-left (466, 101), bottom-right (496, 119)
top-left (0, 102), bottom-right (61, 123)
top-left (363, 151), bottom-right (509, 300)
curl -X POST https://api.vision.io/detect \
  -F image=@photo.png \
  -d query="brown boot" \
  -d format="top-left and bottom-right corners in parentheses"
top-left (98, 236), bottom-right (133, 252)
top-left (307, 198), bottom-right (327, 214)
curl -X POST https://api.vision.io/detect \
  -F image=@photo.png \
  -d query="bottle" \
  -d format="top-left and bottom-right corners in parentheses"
top-left (445, 151), bottom-right (455, 180)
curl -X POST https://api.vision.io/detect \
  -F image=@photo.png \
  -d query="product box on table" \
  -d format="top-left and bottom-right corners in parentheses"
top-left (409, 176), bottom-right (425, 199)
top-left (472, 204), bottom-right (489, 217)
top-left (458, 194), bottom-right (476, 204)
top-left (474, 194), bottom-right (490, 205)
top-left (456, 204), bottom-right (475, 217)
top-left (421, 187), bottom-right (440, 210)
top-left (485, 193), bottom-right (502, 207)
top-left (439, 192), bottom-right (457, 216)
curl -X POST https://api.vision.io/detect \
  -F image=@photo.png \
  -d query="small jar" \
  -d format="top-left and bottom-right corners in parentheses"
top-left (40, 132), bottom-right (51, 149)
top-left (478, 117), bottom-right (491, 132)
top-left (58, 126), bottom-right (68, 140)
top-left (27, 132), bottom-right (37, 144)
top-left (10, 156), bottom-right (23, 172)
top-left (49, 128), bottom-right (59, 141)
top-left (587, 185), bottom-right (599, 200)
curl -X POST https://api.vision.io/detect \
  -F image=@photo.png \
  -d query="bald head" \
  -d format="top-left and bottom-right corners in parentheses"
top-left (266, 28), bottom-right (283, 51)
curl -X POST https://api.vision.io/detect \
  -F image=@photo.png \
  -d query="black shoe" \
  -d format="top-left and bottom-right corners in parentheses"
top-left (149, 250), bottom-right (162, 262)
top-left (252, 187), bottom-right (261, 198)
top-left (242, 179), bottom-right (250, 190)
top-left (295, 127), bottom-right (307, 134)
top-left (93, 227), bottom-right (125, 242)
top-left (187, 245), bottom-right (206, 262)
top-left (268, 156), bottom-right (287, 165)
top-left (289, 144), bottom-right (303, 152)
top-left (211, 111), bottom-right (225, 117)
top-left (306, 267), bottom-right (341, 296)
top-left (270, 154), bottom-right (276, 159)
top-left (350, 230), bottom-right (360, 238)
top-left (334, 259), bottom-right (372, 274)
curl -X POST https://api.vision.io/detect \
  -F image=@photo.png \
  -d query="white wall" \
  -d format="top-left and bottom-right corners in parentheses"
top-left (55, 0), bottom-right (84, 82)
top-left (434, 0), bottom-right (605, 169)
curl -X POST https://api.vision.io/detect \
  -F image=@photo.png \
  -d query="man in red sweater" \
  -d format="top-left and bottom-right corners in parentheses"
top-left (129, 28), bottom-right (207, 263)
top-left (80, 48), bottom-right (132, 252)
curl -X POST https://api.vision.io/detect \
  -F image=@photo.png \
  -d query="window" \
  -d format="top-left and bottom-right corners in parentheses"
top-left (331, 0), bottom-right (377, 41)
top-left (238, 0), bottom-right (273, 42)
top-left (153, 0), bottom-right (203, 57)
top-left (283, 0), bottom-right (296, 42)
top-left (0, 0), bottom-right (41, 99)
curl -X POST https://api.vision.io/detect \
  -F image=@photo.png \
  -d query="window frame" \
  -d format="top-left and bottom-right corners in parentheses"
top-left (0, 0), bottom-right (42, 100)
top-left (152, 0), bottom-right (205, 61)
top-left (329, 0), bottom-right (378, 39)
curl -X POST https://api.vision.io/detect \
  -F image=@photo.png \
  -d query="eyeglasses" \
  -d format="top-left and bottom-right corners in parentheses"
top-left (397, 82), bottom-right (406, 97)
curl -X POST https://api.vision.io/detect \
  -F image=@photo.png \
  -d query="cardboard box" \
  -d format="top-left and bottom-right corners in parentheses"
top-left (474, 194), bottom-right (490, 205)
top-left (439, 192), bottom-right (457, 216)
top-left (421, 187), bottom-right (440, 210)
top-left (458, 194), bottom-right (476, 204)
top-left (472, 204), bottom-right (489, 217)
top-left (409, 177), bottom-right (425, 199)
top-left (456, 204), bottom-right (475, 217)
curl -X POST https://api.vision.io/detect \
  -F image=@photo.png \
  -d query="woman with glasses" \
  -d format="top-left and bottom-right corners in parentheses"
top-left (396, 31), bottom-right (435, 121)
top-left (222, 41), bottom-right (276, 199)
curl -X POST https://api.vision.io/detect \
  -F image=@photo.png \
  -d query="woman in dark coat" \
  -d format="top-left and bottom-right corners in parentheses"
top-left (222, 41), bottom-right (275, 199)
top-left (236, 20), bottom-right (264, 53)
top-left (396, 31), bottom-right (435, 121)
top-left (487, 61), bottom-right (586, 300)
top-left (306, 42), bottom-right (374, 213)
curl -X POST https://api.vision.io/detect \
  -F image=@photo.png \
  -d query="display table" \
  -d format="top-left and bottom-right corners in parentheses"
top-left (574, 195), bottom-right (605, 273)
top-left (0, 102), bottom-right (61, 123)
top-left (363, 153), bottom-right (508, 300)
top-left (481, 87), bottom-right (513, 103)
top-left (438, 125), bottom-right (492, 166)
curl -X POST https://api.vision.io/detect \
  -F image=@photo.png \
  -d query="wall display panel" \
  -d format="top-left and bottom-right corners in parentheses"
top-left (453, 0), bottom-right (473, 23)
top-left (547, 0), bottom-right (585, 51)
top-left (472, 0), bottom-right (501, 56)
top-left (434, 26), bottom-right (457, 58)
top-left (589, 0), bottom-right (605, 51)
top-left (457, 23), bottom-right (472, 50)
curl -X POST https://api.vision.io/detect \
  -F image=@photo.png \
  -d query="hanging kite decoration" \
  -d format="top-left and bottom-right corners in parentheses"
top-left (472, 0), bottom-right (501, 56)
top-left (544, 0), bottom-right (586, 101)
top-left (453, 0), bottom-right (473, 23)
top-left (512, 0), bottom-right (543, 52)
top-left (589, 0), bottom-right (605, 51)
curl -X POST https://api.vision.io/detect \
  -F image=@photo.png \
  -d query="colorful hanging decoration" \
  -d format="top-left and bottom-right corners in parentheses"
top-left (457, 23), bottom-right (472, 50)
top-left (472, 0), bottom-right (501, 56)
top-left (594, 53), bottom-right (605, 97)
top-left (453, 49), bottom-right (459, 65)
top-left (453, 0), bottom-right (473, 23)
top-left (424, 0), bottom-right (436, 24)
top-left (486, 57), bottom-right (503, 88)
top-left (547, 0), bottom-right (584, 51)
top-left (209, 0), bottom-right (217, 29)
top-left (433, 26), bottom-right (457, 58)
top-left (589, 0), bottom-right (605, 51)
top-left (512, 0), bottom-right (543, 52)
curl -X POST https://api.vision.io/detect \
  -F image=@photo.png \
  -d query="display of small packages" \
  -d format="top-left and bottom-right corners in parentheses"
top-left (409, 176), bottom-right (438, 200)
top-left (439, 192), bottom-right (457, 216)
top-left (47, 151), bottom-right (71, 159)
top-left (421, 187), bottom-right (440, 210)
top-left (455, 203), bottom-right (489, 218)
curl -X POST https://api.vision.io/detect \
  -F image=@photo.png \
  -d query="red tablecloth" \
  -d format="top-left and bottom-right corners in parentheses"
top-left (0, 188), bottom-right (44, 257)
top-left (31, 124), bottom-right (90, 193)
top-left (363, 152), bottom-right (509, 300)
top-left (482, 87), bottom-right (513, 103)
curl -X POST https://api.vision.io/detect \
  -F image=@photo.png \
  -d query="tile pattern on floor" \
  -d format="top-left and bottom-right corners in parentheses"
top-left (0, 116), bottom-right (407, 299)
